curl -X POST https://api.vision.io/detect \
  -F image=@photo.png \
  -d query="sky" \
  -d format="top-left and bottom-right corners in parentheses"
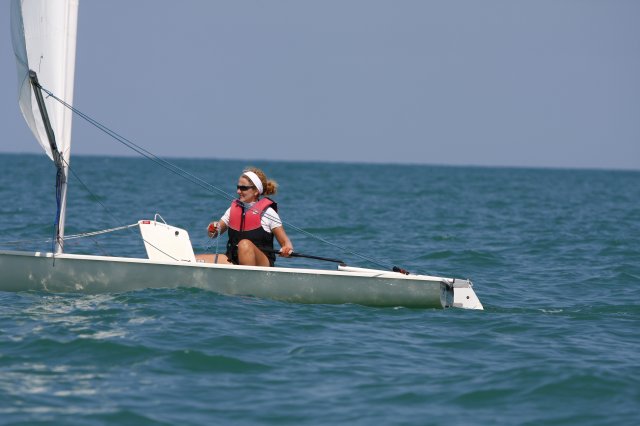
top-left (1, 0), bottom-right (639, 170)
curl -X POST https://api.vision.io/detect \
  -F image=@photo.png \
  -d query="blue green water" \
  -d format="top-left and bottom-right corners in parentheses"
top-left (1, 153), bottom-right (639, 425)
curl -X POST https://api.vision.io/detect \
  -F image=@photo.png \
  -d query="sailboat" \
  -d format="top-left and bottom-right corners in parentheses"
top-left (0, 0), bottom-right (483, 310)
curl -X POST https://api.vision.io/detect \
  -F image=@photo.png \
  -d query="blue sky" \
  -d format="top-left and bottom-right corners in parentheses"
top-left (2, 0), bottom-right (639, 170)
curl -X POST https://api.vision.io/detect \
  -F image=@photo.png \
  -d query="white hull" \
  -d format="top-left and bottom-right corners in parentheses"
top-left (0, 250), bottom-right (482, 309)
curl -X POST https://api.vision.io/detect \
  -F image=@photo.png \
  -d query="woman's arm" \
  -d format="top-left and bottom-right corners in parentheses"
top-left (272, 226), bottom-right (293, 257)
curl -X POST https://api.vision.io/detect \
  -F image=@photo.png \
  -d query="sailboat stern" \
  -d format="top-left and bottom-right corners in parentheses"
top-left (450, 279), bottom-right (484, 310)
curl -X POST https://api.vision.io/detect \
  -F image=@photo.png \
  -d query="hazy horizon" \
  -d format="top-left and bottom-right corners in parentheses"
top-left (2, 1), bottom-right (638, 171)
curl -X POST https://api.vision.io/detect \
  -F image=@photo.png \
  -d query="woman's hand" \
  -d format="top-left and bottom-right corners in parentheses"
top-left (207, 221), bottom-right (219, 238)
top-left (279, 244), bottom-right (294, 257)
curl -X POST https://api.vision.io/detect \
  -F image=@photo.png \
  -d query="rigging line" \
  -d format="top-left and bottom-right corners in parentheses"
top-left (43, 88), bottom-right (397, 270)
top-left (62, 158), bottom-right (144, 260)
top-left (0, 160), bottom-right (135, 251)
top-left (0, 222), bottom-right (134, 246)
top-left (254, 211), bottom-right (395, 268)
top-left (252, 207), bottom-right (395, 270)
top-left (66, 166), bottom-right (182, 262)
top-left (4, 159), bottom-right (181, 262)
top-left (89, 237), bottom-right (111, 257)
top-left (62, 157), bottom-right (181, 262)
top-left (63, 223), bottom-right (139, 240)
top-left (62, 155), bottom-right (140, 239)
top-left (0, 225), bottom-right (136, 246)
top-left (41, 88), bottom-right (236, 204)
top-left (63, 235), bottom-right (112, 257)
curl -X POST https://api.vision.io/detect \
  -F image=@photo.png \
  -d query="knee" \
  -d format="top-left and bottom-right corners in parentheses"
top-left (237, 239), bottom-right (255, 252)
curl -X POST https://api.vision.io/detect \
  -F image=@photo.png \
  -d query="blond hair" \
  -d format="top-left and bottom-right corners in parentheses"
top-left (243, 167), bottom-right (278, 196)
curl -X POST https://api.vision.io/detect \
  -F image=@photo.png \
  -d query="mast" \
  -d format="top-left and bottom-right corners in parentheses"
top-left (29, 71), bottom-right (68, 254)
top-left (11, 0), bottom-right (79, 255)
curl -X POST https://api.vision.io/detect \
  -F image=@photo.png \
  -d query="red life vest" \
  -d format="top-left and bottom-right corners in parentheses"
top-left (226, 198), bottom-right (278, 265)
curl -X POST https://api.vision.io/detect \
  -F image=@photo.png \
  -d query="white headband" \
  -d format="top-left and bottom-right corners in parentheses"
top-left (243, 171), bottom-right (263, 195)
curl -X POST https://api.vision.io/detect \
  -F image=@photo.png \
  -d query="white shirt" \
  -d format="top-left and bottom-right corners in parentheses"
top-left (220, 203), bottom-right (282, 233)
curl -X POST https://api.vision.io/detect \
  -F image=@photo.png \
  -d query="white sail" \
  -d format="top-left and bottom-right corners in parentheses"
top-left (10, 0), bottom-right (78, 162)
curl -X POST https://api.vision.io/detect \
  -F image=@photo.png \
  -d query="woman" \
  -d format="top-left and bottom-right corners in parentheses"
top-left (197, 167), bottom-right (294, 267)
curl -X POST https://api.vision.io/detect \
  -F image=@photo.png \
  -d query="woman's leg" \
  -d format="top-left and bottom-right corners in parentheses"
top-left (236, 239), bottom-right (271, 267)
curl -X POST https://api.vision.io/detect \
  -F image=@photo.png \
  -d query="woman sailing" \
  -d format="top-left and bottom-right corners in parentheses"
top-left (196, 167), bottom-right (293, 266)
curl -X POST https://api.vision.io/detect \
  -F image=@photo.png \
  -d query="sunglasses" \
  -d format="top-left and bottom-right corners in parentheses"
top-left (236, 185), bottom-right (255, 191)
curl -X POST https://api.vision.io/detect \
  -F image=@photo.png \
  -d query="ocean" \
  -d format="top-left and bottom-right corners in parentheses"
top-left (0, 153), bottom-right (638, 425)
